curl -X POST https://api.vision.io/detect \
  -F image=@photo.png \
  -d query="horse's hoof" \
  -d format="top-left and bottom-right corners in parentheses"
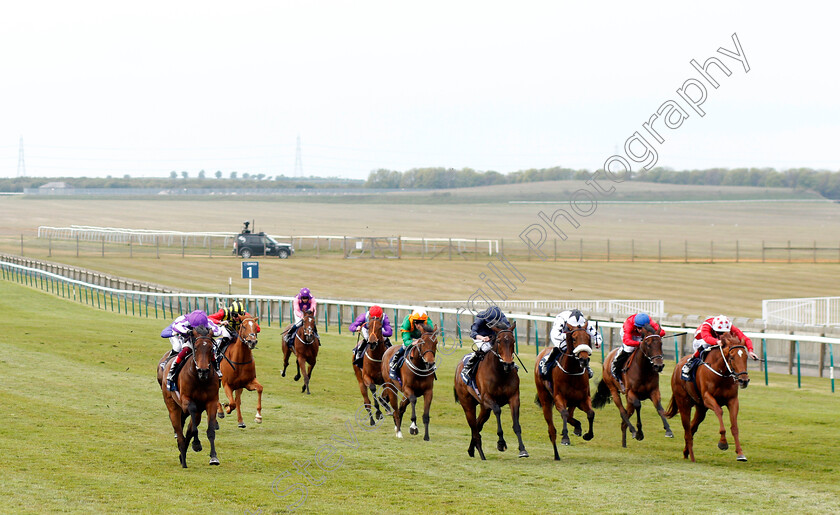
top-left (423, 435), bottom-right (429, 441)
top-left (369, 417), bottom-right (376, 426)
top-left (561, 439), bottom-right (570, 446)
top-left (410, 427), bottom-right (418, 436)
top-left (519, 450), bottom-right (530, 458)
top-left (396, 431), bottom-right (403, 439)
top-left (238, 423), bottom-right (246, 428)
top-left (718, 441), bottom-right (729, 451)
top-left (376, 412), bottom-right (384, 420)
top-left (213, 421), bottom-right (220, 431)
top-left (665, 430), bottom-right (674, 438)
top-left (582, 433), bottom-right (593, 441)
top-left (468, 447), bottom-right (475, 457)
top-left (573, 428), bottom-right (582, 437)
top-left (636, 432), bottom-right (645, 441)
top-left (294, 374), bottom-right (301, 382)
top-left (218, 410), bottom-right (225, 419)
top-left (497, 441), bottom-right (507, 452)
top-left (192, 441), bottom-right (202, 452)
top-left (281, 371), bottom-right (286, 377)
top-left (736, 454), bottom-right (748, 462)
top-left (209, 456), bottom-right (220, 466)
top-left (255, 416), bottom-right (262, 424)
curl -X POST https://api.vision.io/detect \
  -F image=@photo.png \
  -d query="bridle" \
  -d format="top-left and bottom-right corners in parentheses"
top-left (639, 333), bottom-right (664, 367)
top-left (297, 313), bottom-right (317, 344)
top-left (236, 316), bottom-right (259, 349)
top-left (489, 329), bottom-right (516, 373)
top-left (404, 334), bottom-right (437, 377)
top-left (702, 344), bottom-right (750, 384)
top-left (557, 326), bottom-right (591, 376)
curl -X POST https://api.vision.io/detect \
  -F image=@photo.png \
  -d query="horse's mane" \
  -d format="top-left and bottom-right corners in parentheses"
top-left (720, 332), bottom-right (742, 346)
top-left (194, 325), bottom-right (211, 337)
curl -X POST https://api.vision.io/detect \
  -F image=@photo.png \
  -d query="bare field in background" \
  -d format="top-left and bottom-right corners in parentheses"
top-left (1, 183), bottom-right (837, 319)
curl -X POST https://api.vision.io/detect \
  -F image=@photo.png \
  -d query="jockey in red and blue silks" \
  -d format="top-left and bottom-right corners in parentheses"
top-left (161, 310), bottom-right (223, 390)
top-left (285, 288), bottom-right (318, 346)
top-left (612, 313), bottom-right (665, 390)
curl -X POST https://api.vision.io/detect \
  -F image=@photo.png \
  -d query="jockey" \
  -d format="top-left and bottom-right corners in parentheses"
top-left (284, 287), bottom-right (318, 347)
top-left (539, 309), bottom-right (602, 379)
top-left (681, 315), bottom-right (758, 379)
top-left (208, 300), bottom-right (260, 364)
top-left (350, 304), bottom-right (393, 366)
top-left (389, 308), bottom-right (436, 381)
top-left (461, 306), bottom-right (510, 387)
top-left (613, 313), bottom-right (665, 391)
top-left (162, 310), bottom-right (223, 390)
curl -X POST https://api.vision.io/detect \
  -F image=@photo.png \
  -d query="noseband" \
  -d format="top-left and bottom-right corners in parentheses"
top-left (640, 334), bottom-right (664, 365)
top-left (703, 344), bottom-right (749, 382)
top-left (557, 327), bottom-right (590, 375)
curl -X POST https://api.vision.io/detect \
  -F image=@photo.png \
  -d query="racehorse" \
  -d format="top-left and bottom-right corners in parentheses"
top-left (352, 315), bottom-right (389, 425)
top-left (218, 315), bottom-right (264, 428)
top-left (592, 327), bottom-right (673, 447)
top-left (157, 326), bottom-right (220, 468)
top-left (665, 332), bottom-right (751, 462)
top-left (454, 322), bottom-right (529, 459)
top-left (282, 310), bottom-right (319, 394)
top-left (379, 323), bottom-right (437, 440)
top-left (534, 325), bottom-right (595, 460)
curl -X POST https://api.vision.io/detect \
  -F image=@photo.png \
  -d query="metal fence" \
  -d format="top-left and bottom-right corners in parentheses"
top-left (2, 258), bottom-right (837, 391)
top-left (763, 297), bottom-right (840, 326)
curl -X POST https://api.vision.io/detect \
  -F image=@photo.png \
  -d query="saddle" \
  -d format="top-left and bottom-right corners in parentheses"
top-left (684, 348), bottom-right (712, 383)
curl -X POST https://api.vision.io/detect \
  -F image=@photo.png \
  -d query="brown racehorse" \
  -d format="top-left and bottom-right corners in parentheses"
top-left (282, 310), bottom-right (319, 394)
top-left (454, 322), bottom-right (529, 460)
top-left (379, 324), bottom-right (437, 440)
top-left (352, 315), bottom-right (389, 425)
top-left (665, 332), bottom-right (751, 462)
top-left (157, 326), bottom-right (220, 468)
top-left (218, 316), bottom-right (264, 428)
top-left (534, 327), bottom-right (595, 460)
top-left (592, 328), bottom-right (674, 447)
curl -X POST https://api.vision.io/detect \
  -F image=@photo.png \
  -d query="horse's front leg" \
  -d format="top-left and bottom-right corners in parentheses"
top-left (422, 389), bottom-right (434, 441)
top-left (608, 385), bottom-right (637, 442)
top-left (629, 393), bottom-right (643, 441)
top-left (206, 403), bottom-right (219, 465)
top-left (304, 361), bottom-right (316, 395)
top-left (394, 393), bottom-right (411, 438)
top-left (408, 394), bottom-right (419, 436)
top-left (246, 379), bottom-right (264, 424)
top-left (579, 396), bottom-right (596, 442)
top-left (650, 388), bottom-right (673, 438)
top-left (509, 392), bottom-right (529, 457)
top-left (491, 402), bottom-right (506, 452)
top-left (727, 397), bottom-right (747, 461)
top-left (369, 384), bottom-right (383, 420)
top-left (701, 392), bottom-right (728, 450)
top-left (281, 344), bottom-right (291, 377)
top-left (187, 402), bottom-right (203, 454)
top-left (358, 378), bottom-right (374, 425)
top-left (553, 395), bottom-right (571, 446)
top-left (169, 407), bottom-right (188, 468)
top-left (234, 389), bottom-right (245, 428)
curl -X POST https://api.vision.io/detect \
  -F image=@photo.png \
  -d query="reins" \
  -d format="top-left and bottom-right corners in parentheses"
top-left (702, 344), bottom-right (749, 381)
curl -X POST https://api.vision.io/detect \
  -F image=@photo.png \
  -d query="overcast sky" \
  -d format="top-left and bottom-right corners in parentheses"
top-left (1, 2), bottom-right (838, 179)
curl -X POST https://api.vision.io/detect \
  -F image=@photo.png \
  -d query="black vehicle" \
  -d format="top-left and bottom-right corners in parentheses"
top-left (233, 222), bottom-right (294, 259)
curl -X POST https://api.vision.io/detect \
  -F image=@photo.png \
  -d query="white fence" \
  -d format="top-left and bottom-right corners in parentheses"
top-left (37, 225), bottom-right (236, 247)
top-left (763, 297), bottom-right (840, 326)
top-left (427, 299), bottom-right (664, 317)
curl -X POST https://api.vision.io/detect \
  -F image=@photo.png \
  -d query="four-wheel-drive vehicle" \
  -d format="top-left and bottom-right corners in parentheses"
top-left (233, 231), bottom-right (294, 259)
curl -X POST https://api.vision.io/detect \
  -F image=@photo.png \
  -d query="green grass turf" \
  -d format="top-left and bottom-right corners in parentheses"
top-left (2, 279), bottom-right (839, 514)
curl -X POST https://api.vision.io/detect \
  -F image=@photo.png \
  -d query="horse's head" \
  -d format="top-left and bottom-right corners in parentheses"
top-left (565, 325), bottom-right (593, 370)
top-left (413, 324), bottom-right (438, 369)
top-left (639, 331), bottom-right (665, 374)
top-left (302, 310), bottom-right (317, 341)
top-left (192, 326), bottom-right (215, 382)
top-left (491, 321), bottom-right (516, 374)
top-left (367, 316), bottom-right (383, 348)
top-left (720, 332), bottom-right (750, 388)
top-left (237, 316), bottom-right (259, 350)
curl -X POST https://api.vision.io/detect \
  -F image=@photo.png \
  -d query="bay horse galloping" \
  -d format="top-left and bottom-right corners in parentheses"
top-left (380, 324), bottom-right (437, 440)
top-left (666, 332), bottom-right (751, 462)
top-left (282, 310), bottom-right (319, 394)
top-left (534, 326), bottom-right (595, 460)
top-left (157, 326), bottom-right (220, 468)
top-left (592, 328), bottom-right (673, 447)
top-left (218, 315), bottom-right (264, 428)
top-left (353, 315), bottom-right (389, 425)
top-left (454, 322), bottom-right (528, 460)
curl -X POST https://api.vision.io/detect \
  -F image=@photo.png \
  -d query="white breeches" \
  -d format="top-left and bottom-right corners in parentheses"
top-left (169, 335), bottom-right (192, 353)
top-left (361, 326), bottom-right (370, 341)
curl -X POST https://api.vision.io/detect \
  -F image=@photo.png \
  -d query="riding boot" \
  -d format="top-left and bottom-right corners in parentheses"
top-left (539, 346), bottom-right (562, 378)
top-left (612, 348), bottom-right (631, 391)
top-left (681, 356), bottom-right (699, 380)
top-left (586, 366), bottom-right (594, 379)
top-left (389, 346), bottom-right (406, 381)
top-left (353, 340), bottom-right (368, 366)
top-left (166, 351), bottom-right (188, 391)
top-left (460, 351), bottom-right (483, 387)
top-left (384, 337), bottom-right (392, 348)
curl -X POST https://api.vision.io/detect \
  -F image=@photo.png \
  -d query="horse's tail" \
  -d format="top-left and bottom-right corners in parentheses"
top-left (591, 379), bottom-right (611, 409)
top-left (664, 394), bottom-right (678, 419)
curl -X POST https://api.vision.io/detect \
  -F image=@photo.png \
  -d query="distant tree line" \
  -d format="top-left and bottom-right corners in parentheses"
top-left (364, 166), bottom-right (840, 199)
top-left (0, 175), bottom-right (363, 192)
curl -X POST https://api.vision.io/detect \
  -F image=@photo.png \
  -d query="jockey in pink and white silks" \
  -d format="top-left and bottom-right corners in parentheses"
top-left (285, 287), bottom-right (318, 346)
top-left (538, 309), bottom-right (601, 379)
